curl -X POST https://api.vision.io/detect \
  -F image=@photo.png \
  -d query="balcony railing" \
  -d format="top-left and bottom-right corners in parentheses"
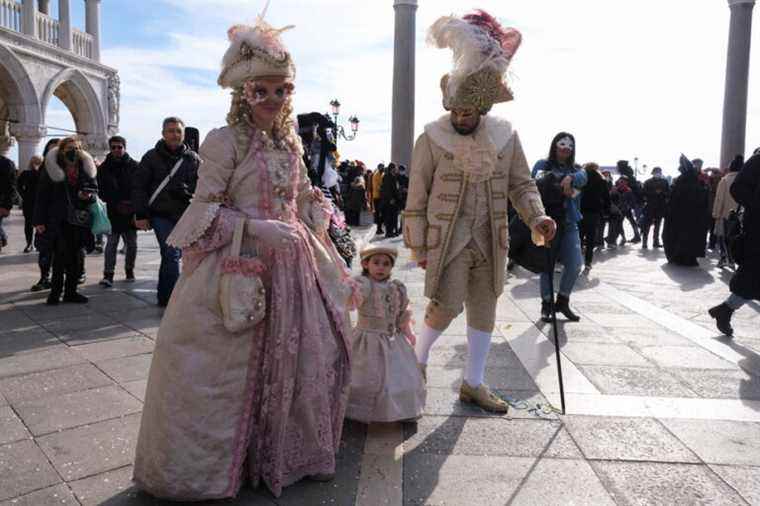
top-left (36, 11), bottom-right (58, 46)
top-left (0, 0), bottom-right (22, 32)
top-left (72, 28), bottom-right (93, 59)
top-left (0, 1), bottom-right (95, 60)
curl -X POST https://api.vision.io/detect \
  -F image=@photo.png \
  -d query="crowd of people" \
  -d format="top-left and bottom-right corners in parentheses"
top-left (0, 6), bottom-right (758, 502)
top-left (0, 117), bottom-right (199, 306)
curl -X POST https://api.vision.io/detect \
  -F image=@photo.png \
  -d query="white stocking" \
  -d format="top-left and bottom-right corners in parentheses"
top-left (415, 323), bottom-right (443, 364)
top-left (464, 326), bottom-right (492, 387)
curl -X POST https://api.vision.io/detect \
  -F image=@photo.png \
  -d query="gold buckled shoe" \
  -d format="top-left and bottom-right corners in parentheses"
top-left (459, 381), bottom-right (509, 414)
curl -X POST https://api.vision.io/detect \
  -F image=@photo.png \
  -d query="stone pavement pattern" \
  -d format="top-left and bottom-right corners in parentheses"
top-left (1, 209), bottom-right (759, 505)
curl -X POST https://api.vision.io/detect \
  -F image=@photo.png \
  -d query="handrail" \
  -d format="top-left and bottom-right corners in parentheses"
top-left (0, 0), bottom-right (22, 32)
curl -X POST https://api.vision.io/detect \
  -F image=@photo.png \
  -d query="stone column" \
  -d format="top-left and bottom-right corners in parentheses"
top-left (58, 0), bottom-right (72, 50)
top-left (38, 0), bottom-right (49, 14)
top-left (720, 0), bottom-right (755, 168)
top-left (85, 0), bottom-right (101, 61)
top-left (21, 0), bottom-right (37, 37)
top-left (9, 123), bottom-right (46, 172)
top-left (391, 0), bottom-right (417, 168)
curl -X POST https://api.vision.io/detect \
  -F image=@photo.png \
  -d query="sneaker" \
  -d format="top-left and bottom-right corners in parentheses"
top-left (31, 279), bottom-right (50, 292)
top-left (582, 265), bottom-right (591, 276)
top-left (99, 275), bottom-right (113, 288)
top-left (46, 293), bottom-right (60, 305)
top-left (23, 244), bottom-right (32, 253)
top-left (125, 270), bottom-right (136, 282)
top-left (63, 293), bottom-right (89, 304)
top-left (78, 273), bottom-right (86, 285)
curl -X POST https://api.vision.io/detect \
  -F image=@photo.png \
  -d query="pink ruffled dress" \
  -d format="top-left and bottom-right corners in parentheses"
top-left (133, 127), bottom-right (352, 500)
top-left (346, 276), bottom-right (426, 423)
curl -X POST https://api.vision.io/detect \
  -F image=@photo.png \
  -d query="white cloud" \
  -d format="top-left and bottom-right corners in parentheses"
top-left (94, 0), bottom-right (760, 177)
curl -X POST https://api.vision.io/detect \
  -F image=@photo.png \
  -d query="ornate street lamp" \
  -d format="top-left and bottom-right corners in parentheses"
top-left (328, 98), bottom-right (359, 147)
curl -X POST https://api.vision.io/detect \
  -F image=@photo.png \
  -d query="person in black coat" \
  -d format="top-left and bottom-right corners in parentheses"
top-left (641, 167), bottom-right (670, 248)
top-left (380, 163), bottom-right (401, 237)
top-left (709, 154), bottom-right (760, 336)
top-left (345, 176), bottom-right (367, 226)
top-left (98, 136), bottom-right (140, 286)
top-left (17, 155), bottom-right (43, 252)
top-left (0, 149), bottom-right (17, 253)
top-left (131, 117), bottom-right (199, 306)
top-left (663, 155), bottom-right (711, 266)
top-left (33, 137), bottom-right (98, 305)
top-left (579, 162), bottom-right (610, 271)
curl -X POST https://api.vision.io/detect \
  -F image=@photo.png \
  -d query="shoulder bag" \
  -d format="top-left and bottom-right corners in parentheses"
top-left (148, 157), bottom-right (184, 207)
top-left (219, 217), bottom-right (267, 333)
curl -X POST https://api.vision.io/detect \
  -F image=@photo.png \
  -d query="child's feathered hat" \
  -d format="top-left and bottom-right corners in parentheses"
top-left (218, 3), bottom-right (295, 89)
top-left (428, 10), bottom-right (522, 114)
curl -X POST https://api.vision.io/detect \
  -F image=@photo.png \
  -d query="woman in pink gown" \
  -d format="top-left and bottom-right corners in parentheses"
top-left (133, 18), bottom-right (352, 501)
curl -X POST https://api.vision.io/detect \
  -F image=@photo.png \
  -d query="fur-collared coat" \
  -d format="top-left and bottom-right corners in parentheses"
top-left (404, 114), bottom-right (547, 298)
top-left (33, 147), bottom-right (98, 240)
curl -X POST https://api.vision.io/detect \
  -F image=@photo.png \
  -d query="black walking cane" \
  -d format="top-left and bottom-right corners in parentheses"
top-left (544, 239), bottom-right (567, 415)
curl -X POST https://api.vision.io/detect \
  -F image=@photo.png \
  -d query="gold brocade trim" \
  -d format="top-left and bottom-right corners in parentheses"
top-left (404, 210), bottom-right (426, 218)
top-left (440, 173), bottom-right (464, 182)
top-left (437, 194), bottom-right (459, 203)
top-left (434, 213), bottom-right (455, 221)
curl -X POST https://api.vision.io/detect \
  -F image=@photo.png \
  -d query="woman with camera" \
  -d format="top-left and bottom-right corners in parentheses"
top-left (532, 132), bottom-right (588, 322)
top-left (33, 137), bottom-right (97, 305)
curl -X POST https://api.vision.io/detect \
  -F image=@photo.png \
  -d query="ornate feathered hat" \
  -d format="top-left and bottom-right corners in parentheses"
top-left (428, 10), bottom-right (522, 113)
top-left (218, 6), bottom-right (295, 89)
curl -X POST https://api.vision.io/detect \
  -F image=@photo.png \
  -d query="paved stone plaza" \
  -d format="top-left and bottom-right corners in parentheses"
top-left (1, 209), bottom-right (760, 505)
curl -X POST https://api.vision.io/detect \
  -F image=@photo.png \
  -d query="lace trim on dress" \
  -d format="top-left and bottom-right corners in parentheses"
top-left (167, 202), bottom-right (222, 249)
top-left (221, 256), bottom-right (267, 276)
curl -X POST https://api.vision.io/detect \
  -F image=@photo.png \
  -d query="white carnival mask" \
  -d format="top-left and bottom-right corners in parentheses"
top-left (556, 136), bottom-right (574, 151)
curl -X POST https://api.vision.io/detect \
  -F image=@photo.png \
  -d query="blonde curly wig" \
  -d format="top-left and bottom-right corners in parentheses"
top-left (226, 83), bottom-right (303, 157)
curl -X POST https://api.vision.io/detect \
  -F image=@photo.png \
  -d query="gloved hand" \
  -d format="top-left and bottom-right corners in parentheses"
top-left (246, 219), bottom-right (299, 250)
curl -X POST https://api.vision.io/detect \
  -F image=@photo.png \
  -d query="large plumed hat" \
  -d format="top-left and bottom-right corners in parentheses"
top-left (428, 10), bottom-right (522, 113)
top-left (218, 7), bottom-right (296, 89)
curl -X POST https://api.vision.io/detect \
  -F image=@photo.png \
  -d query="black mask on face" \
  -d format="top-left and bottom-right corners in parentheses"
top-left (65, 150), bottom-right (78, 163)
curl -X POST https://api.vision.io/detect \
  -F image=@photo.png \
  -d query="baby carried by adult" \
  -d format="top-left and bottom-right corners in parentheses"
top-left (346, 246), bottom-right (426, 423)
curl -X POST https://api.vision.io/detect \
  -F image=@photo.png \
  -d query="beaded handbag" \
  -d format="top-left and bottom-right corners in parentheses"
top-left (219, 217), bottom-right (267, 332)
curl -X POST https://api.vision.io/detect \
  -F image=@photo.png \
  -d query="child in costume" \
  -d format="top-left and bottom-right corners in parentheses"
top-left (347, 246), bottom-right (426, 423)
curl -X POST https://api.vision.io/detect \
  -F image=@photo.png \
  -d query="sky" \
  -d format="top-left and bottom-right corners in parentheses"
top-left (30, 0), bottom-right (760, 177)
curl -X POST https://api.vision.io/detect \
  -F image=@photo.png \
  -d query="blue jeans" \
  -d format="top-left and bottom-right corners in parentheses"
top-left (541, 222), bottom-right (583, 301)
top-left (725, 293), bottom-right (748, 311)
top-left (151, 216), bottom-right (181, 305)
top-left (0, 216), bottom-right (6, 244)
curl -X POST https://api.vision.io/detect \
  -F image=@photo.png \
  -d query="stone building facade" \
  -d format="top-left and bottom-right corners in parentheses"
top-left (0, 0), bottom-right (118, 168)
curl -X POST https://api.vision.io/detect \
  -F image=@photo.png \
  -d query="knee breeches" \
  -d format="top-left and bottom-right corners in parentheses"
top-left (424, 245), bottom-right (497, 334)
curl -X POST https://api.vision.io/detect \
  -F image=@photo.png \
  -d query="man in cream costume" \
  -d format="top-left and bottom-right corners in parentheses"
top-left (404, 10), bottom-right (556, 413)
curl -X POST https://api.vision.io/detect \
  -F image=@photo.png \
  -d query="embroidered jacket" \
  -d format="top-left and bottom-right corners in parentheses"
top-left (403, 114), bottom-right (547, 298)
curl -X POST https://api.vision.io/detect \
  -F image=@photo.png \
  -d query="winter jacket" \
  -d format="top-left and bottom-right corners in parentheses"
top-left (371, 170), bottom-right (384, 200)
top-left (98, 152), bottom-right (140, 233)
top-left (17, 168), bottom-right (40, 217)
top-left (580, 169), bottom-right (611, 215)
top-left (0, 155), bottom-right (17, 211)
top-left (729, 156), bottom-right (760, 300)
top-left (532, 159), bottom-right (587, 224)
top-left (712, 172), bottom-right (738, 220)
top-left (643, 176), bottom-right (670, 218)
top-left (132, 141), bottom-right (200, 222)
top-left (33, 148), bottom-right (98, 242)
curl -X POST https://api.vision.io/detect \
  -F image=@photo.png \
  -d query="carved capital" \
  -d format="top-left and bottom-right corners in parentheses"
top-left (9, 123), bottom-right (47, 142)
